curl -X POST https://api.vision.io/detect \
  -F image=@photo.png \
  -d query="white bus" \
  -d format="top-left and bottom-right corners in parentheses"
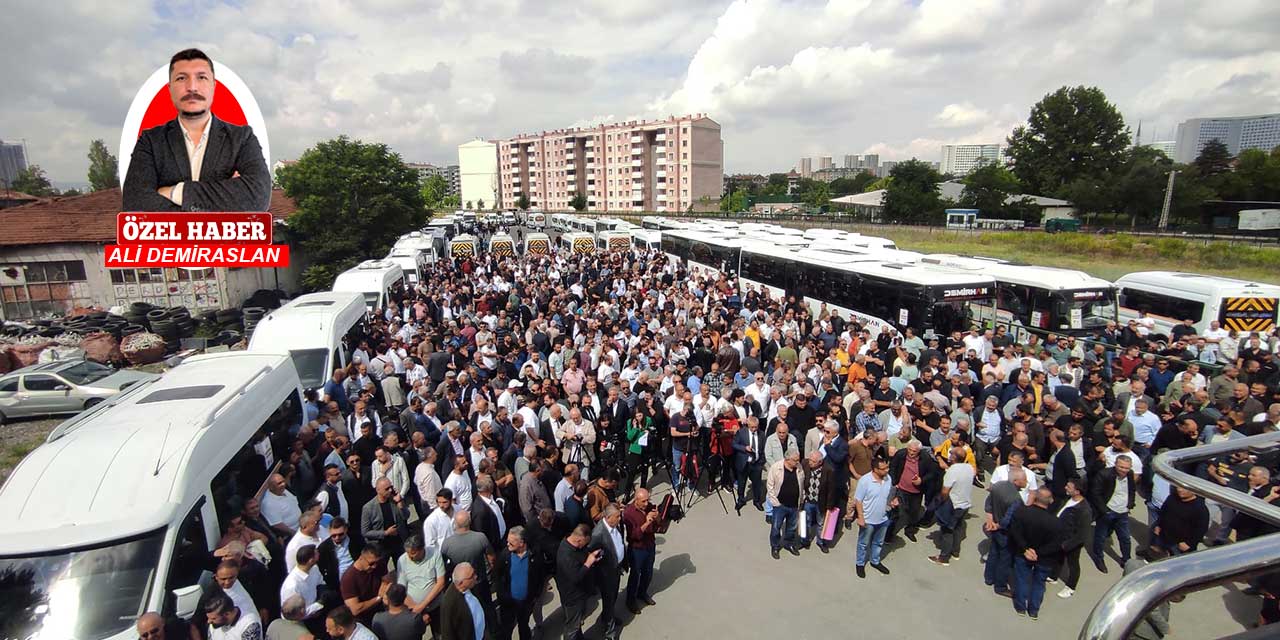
top-left (740, 244), bottom-right (996, 336)
top-left (449, 233), bottom-right (481, 259)
top-left (332, 259), bottom-right (404, 311)
top-left (249, 291), bottom-right (367, 390)
top-left (632, 229), bottom-right (662, 251)
top-left (0, 352), bottom-right (305, 638)
top-left (550, 214), bottom-right (574, 233)
top-left (1115, 271), bottom-right (1280, 337)
top-left (660, 229), bottom-right (743, 276)
top-left (488, 233), bottom-right (516, 257)
top-left (597, 229), bottom-right (633, 252)
top-left (922, 254), bottom-right (1116, 336)
top-left (524, 232), bottom-right (552, 255)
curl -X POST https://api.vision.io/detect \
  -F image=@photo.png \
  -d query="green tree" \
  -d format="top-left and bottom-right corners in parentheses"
top-left (516, 193), bottom-right (530, 211)
top-left (762, 173), bottom-right (789, 196)
top-left (444, 194), bottom-right (461, 209)
top-left (61, 188), bottom-right (82, 197)
top-left (865, 176), bottom-right (892, 192)
top-left (1059, 176), bottom-right (1114, 224)
top-left (1235, 146), bottom-right (1280, 201)
top-left (882, 160), bottom-right (943, 224)
top-left (800, 181), bottom-right (831, 208)
top-left (419, 174), bottom-right (449, 210)
top-left (466, 200), bottom-right (473, 209)
top-left (1193, 139), bottom-right (1233, 177)
top-left (471, 197), bottom-right (481, 209)
top-left (959, 162), bottom-right (1022, 219)
top-left (828, 171), bottom-right (876, 196)
top-left (1112, 146), bottom-right (1174, 226)
top-left (1006, 85), bottom-right (1130, 196)
top-left (719, 188), bottom-right (747, 212)
top-left (9, 165), bottom-right (57, 196)
top-left (276, 136), bottom-right (426, 291)
top-left (86, 139), bottom-right (118, 192)
top-left (570, 193), bottom-right (588, 211)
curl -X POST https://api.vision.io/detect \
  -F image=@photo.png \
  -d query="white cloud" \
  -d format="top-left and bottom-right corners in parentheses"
top-left (2, 0), bottom-right (1279, 183)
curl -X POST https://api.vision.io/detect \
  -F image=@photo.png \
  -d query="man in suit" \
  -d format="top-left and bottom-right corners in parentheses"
top-left (589, 504), bottom-right (628, 640)
top-left (733, 415), bottom-right (767, 513)
top-left (493, 526), bottom-right (545, 640)
top-left (439, 562), bottom-right (485, 640)
top-left (470, 475), bottom-right (506, 551)
top-left (317, 517), bottom-right (362, 592)
top-left (435, 422), bottom-right (469, 480)
top-left (557, 524), bottom-right (602, 640)
top-left (361, 478), bottom-right (410, 559)
top-left (122, 49), bottom-right (270, 212)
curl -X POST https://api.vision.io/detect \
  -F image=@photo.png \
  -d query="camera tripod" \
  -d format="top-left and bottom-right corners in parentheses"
top-left (673, 442), bottom-right (730, 515)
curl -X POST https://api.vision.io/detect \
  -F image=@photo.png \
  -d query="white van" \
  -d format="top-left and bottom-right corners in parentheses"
top-left (560, 231), bottom-right (596, 255)
top-left (524, 232), bottom-right (552, 255)
top-left (0, 352), bottom-right (305, 639)
top-left (332, 259), bottom-right (404, 311)
top-left (526, 211), bottom-right (546, 229)
top-left (248, 291), bottom-right (366, 390)
top-left (450, 233), bottom-right (480, 259)
top-left (1116, 271), bottom-right (1280, 337)
top-left (386, 247), bottom-right (429, 285)
top-left (489, 233), bottom-right (516, 257)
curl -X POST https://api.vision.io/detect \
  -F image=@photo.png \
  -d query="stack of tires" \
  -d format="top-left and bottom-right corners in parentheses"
top-left (213, 307), bottom-right (244, 346)
top-left (242, 307), bottom-right (267, 339)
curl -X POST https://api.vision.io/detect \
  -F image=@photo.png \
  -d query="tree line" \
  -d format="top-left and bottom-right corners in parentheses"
top-left (4, 139), bottom-right (119, 198)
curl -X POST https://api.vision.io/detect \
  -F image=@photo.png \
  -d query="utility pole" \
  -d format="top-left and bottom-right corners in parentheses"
top-left (1158, 169), bottom-right (1178, 230)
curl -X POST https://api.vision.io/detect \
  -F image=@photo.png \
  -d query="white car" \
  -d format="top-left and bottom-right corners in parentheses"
top-left (0, 360), bottom-right (158, 425)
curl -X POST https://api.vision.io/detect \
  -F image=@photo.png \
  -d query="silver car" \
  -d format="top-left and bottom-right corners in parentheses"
top-left (0, 360), bottom-right (158, 425)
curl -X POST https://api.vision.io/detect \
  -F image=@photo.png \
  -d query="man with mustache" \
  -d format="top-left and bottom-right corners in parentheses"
top-left (123, 48), bottom-right (270, 212)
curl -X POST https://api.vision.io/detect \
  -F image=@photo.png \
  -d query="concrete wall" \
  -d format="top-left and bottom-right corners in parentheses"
top-left (689, 118), bottom-right (724, 212)
top-left (459, 140), bottom-right (499, 209)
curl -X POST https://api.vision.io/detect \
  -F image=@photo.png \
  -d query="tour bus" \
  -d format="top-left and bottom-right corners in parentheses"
top-left (661, 229), bottom-right (743, 276)
top-left (569, 216), bottom-right (620, 235)
top-left (526, 211), bottom-right (546, 229)
top-left (449, 233), bottom-right (480, 259)
top-left (488, 233), bottom-right (517, 257)
top-left (0, 352), bottom-right (306, 639)
top-left (632, 229), bottom-right (662, 251)
top-left (740, 244), bottom-right (997, 336)
top-left (597, 228), bottom-right (633, 252)
top-left (1115, 271), bottom-right (1280, 337)
top-left (550, 213), bottom-right (574, 233)
top-left (921, 254), bottom-right (1117, 336)
top-left (560, 232), bottom-right (596, 255)
top-left (642, 217), bottom-right (691, 231)
top-left (524, 232), bottom-right (552, 256)
top-left (248, 291), bottom-right (366, 390)
top-left (332, 259), bottom-right (404, 311)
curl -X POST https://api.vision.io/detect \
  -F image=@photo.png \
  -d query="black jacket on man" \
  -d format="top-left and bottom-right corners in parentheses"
top-left (493, 547), bottom-right (547, 608)
top-left (122, 116), bottom-right (271, 212)
top-left (554, 539), bottom-right (594, 607)
top-left (316, 536), bottom-right (364, 590)
top-left (437, 585), bottom-right (476, 640)
top-left (1088, 466), bottom-right (1137, 516)
top-left (1048, 445), bottom-right (1081, 500)
top-left (889, 448), bottom-right (941, 496)
top-left (1009, 504), bottom-right (1065, 562)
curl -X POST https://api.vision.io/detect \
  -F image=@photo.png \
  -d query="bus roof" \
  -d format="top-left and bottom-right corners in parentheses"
top-left (745, 244), bottom-right (996, 288)
top-left (923, 254), bottom-right (1114, 292)
top-left (1115, 271), bottom-right (1280, 297)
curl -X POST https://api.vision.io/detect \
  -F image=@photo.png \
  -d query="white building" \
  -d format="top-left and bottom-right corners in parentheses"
top-left (1143, 141), bottom-right (1177, 158)
top-left (458, 140), bottom-right (499, 210)
top-left (940, 144), bottom-right (1004, 176)
top-left (1174, 113), bottom-right (1280, 163)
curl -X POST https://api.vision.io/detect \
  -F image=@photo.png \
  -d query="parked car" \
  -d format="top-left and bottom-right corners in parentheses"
top-left (0, 360), bottom-right (158, 425)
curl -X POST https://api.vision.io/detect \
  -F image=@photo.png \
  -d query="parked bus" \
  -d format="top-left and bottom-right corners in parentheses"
top-left (524, 232), bottom-right (551, 256)
top-left (740, 244), bottom-right (996, 336)
top-left (661, 229), bottom-right (743, 276)
top-left (488, 233), bottom-right (516, 257)
top-left (1115, 271), bottom-right (1280, 337)
top-left (921, 254), bottom-right (1117, 336)
top-left (550, 214), bottom-right (573, 233)
top-left (249, 291), bottom-right (366, 390)
top-left (449, 233), bottom-right (480, 259)
top-left (332, 259), bottom-right (404, 311)
top-left (632, 229), bottom-right (661, 251)
top-left (526, 211), bottom-right (546, 229)
top-left (597, 229), bottom-right (633, 251)
top-left (560, 232), bottom-right (596, 255)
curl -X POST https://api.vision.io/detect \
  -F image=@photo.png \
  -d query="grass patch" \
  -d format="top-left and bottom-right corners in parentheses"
top-left (837, 227), bottom-right (1280, 283)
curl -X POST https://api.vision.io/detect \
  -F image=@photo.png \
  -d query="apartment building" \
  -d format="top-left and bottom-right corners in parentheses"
top-left (496, 114), bottom-right (723, 212)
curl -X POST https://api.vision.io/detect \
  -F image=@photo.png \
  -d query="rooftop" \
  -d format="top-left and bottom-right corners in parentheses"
top-left (0, 187), bottom-right (298, 247)
top-left (505, 113), bottom-right (718, 141)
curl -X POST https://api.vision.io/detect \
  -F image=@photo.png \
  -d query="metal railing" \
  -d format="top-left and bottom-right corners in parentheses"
top-left (1079, 431), bottom-right (1280, 640)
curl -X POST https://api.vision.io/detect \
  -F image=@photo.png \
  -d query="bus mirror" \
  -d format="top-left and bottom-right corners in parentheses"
top-left (173, 584), bottom-right (203, 619)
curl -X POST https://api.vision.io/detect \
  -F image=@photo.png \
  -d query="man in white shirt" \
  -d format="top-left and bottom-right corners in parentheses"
top-left (990, 451), bottom-right (1040, 502)
top-left (261, 473), bottom-right (302, 537)
top-left (423, 489), bottom-right (457, 551)
top-left (279, 544), bottom-right (325, 619)
top-left (314, 464), bottom-right (350, 522)
top-left (205, 590), bottom-right (263, 640)
top-left (213, 560), bottom-right (258, 622)
top-left (963, 327), bottom-right (990, 361)
top-left (444, 455), bottom-right (474, 512)
top-left (284, 511), bottom-right (323, 573)
top-left (1126, 398), bottom-right (1161, 455)
top-left (324, 605), bottom-right (378, 640)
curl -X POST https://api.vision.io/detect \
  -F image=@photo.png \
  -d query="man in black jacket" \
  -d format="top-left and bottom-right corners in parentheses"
top-left (122, 49), bottom-right (271, 212)
top-left (1145, 486), bottom-right (1211, 558)
top-left (1089, 455), bottom-right (1137, 573)
top-left (1008, 488), bottom-right (1064, 620)
top-left (493, 526), bottom-right (545, 640)
top-left (1046, 429), bottom-right (1079, 502)
top-left (556, 524), bottom-right (602, 640)
top-left (317, 517), bottom-right (362, 592)
top-left (438, 563), bottom-right (484, 640)
top-left (887, 441), bottom-right (939, 542)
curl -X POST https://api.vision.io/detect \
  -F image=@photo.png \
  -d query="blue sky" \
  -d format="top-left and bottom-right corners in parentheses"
top-left (3, 0), bottom-right (1278, 187)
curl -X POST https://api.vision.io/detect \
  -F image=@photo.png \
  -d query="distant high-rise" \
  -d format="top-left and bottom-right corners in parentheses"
top-left (1174, 113), bottom-right (1280, 163)
top-left (1143, 141), bottom-right (1177, 158)
top-left (799, 157), bottom-right (812, 178)
top-left (458, 140), bottom-right (498, 208)
top-left (842, 154), bottom-right (855, 169)
top-left (496, 113), bottom-right (723, 212)
top-left (408, 162), bottom-right (461, 196)
top-left (819, 156), bottom-right (833, 170)
top-left (0, 140), bottom-right (28, 190)
top-left (940, 144), bottom-right (1003, 175)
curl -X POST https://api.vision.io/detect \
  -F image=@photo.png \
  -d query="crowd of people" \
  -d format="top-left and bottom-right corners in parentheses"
top-left (136, 227), bottom-right (1280, 640)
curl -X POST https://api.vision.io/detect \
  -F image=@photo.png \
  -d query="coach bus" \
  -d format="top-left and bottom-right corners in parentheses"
top-left (1115, 271), bottom-right (1280, 337)
top-left (740, 244), bottom-right (996, 336)
top-left (661, 230), bottom-right (743, 276)
top-left (642, 217), bottom-right (686, 231)
top-left (921, 254), bottom-right (1117, 336)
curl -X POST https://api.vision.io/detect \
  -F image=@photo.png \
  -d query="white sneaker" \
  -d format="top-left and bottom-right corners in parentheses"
top-left (1057, 587), bottom-right (1075, 599)
top-left (1045, 577), bottom-right (1059, 584)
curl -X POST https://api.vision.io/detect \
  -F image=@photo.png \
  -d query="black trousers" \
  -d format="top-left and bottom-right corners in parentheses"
top-left (736, 460), bottom-right (764, 506)
top-left (624, 451), bottom-right (648, 497)
top-left (1052, 545), bottom-right (1083, 590)
top-left (500, 597), bottom-right (536, 640)
top-left (889, 491), bottom-right (925, 538)
top-left (598, 573), bottom-right (621, 631)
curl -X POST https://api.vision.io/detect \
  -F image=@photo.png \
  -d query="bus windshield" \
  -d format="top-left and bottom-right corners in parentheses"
top-left (0, 528), bottom-right (165, 640)
top-left (1054, 290), bottom-right (1117, 332)
top-left (290, 348), bottom-right (330, 390)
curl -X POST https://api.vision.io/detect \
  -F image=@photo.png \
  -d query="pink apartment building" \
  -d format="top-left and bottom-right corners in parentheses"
top-left (496, 114), bottom-right (723, 212)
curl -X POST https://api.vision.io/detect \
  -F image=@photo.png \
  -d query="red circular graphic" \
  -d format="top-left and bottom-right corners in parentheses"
top-left (136, 80), bottom-right (247, 138)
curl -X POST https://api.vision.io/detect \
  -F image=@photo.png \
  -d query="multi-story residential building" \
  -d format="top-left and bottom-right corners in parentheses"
top-left (812, 167), bottom-right (874, 183)
top-left (458, 140), bottom-right (499, 209)
top-left (0, 140), bottom-right (29, 189)
top-left (818, 156), bottom-right (833, 170)
top-left (799, 157), bottom-right (812, 178)
top-left (496, 114), bottom-right (723, 212)
top-left (408, 163), bottom-right (461, 196)
top-left (1174, 113), bottom-right (1280, 163)
top-left (940, 143), bottom-right (1004, 175)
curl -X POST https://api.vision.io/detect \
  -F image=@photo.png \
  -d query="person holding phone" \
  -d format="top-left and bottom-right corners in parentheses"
top-left (556, 524), bottom-right (601, 640)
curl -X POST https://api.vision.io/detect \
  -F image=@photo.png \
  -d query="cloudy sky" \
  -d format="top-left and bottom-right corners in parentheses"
top-left (3, 0), bottom-right (1278, 189)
